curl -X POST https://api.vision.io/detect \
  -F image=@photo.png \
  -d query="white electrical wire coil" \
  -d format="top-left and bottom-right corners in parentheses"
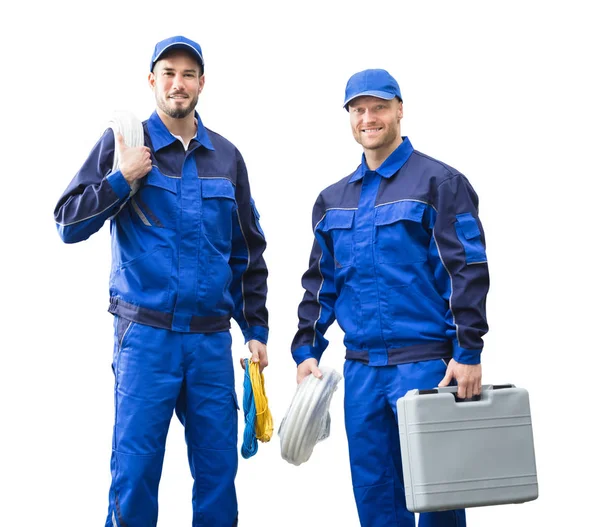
top-left (279, 367), bottom-right (342, 466)
top-left (108, 110), bottom-right (144, 196)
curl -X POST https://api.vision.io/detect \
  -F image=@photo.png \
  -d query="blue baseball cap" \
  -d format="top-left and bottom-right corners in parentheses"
top-left (343, 69), bottom-right (402, 110)
top-left (150, 35), bottom-right (204, 73)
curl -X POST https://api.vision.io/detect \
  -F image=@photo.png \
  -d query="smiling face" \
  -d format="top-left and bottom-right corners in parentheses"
top-left (149, 50), bottom-right (204, 119)
top-left (348, 96), bottom-right (403, 154)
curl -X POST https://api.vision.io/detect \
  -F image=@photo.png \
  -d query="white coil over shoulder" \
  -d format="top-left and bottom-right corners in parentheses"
top-left (108, 111), bottom-right (144, 196)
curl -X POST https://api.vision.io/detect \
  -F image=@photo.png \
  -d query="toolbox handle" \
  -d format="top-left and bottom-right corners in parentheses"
top-left (418, 384), bottom-right (515, 402)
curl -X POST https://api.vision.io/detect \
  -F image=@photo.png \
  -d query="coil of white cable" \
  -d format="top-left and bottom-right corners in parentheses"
top-left (108, 110), bottom-right (144, 196)
top-left (279, 367), bottom-right (342, 466)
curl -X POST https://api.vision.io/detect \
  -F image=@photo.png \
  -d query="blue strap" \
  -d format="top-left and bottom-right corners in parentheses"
top-left (241, 358), bottom-right (258, 459)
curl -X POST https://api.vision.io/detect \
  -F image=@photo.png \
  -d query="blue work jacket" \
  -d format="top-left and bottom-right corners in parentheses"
top-left (55, 111), bottom-right (268, 342)
top-left (292, 138), bottom-right (488, 366)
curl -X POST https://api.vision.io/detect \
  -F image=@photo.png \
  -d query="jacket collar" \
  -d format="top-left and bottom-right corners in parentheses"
top-left (349, 136), bottom-right (413, 183)
top-left (147, 110), bottom-right (215, 152)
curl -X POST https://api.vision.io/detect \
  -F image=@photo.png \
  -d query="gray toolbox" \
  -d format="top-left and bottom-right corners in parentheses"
top-left (397, 384), bottom-right (538, 512)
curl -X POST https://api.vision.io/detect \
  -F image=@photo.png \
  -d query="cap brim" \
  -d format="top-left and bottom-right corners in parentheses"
top-left (152, 42), bottom-right (204, 68)
top-left (343, 90), bottom-right (397, 108)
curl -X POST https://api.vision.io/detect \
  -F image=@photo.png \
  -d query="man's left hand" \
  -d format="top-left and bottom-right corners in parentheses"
top-left (239, 340), bottom-right (268, 372)
top-left (438, 359), bottom-right (482, 399)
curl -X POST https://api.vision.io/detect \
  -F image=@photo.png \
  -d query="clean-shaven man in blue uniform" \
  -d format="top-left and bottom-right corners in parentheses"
top-left (292, 69), bottom-right (490, 527)
top-left (54, 36), bottom-right (268, 527)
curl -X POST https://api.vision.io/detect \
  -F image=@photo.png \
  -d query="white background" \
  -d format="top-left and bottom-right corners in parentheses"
top-left (1, 0), bottom-right (598, 525)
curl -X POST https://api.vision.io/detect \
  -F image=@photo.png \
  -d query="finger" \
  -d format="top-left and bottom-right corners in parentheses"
top-left (115, 133), bottom-right (126, 150)
top-left (465, 381), bottom-right (473, 400)
top-left (456, 381), bottom-right (466, 399)
top-left (438, 370), bottom-right (453, 387)
top-left (251, 350), bottom-right (260, 363)
top-left (239, 357), bottom-right (246, 370)
top-left (260, 356), bottom-right (269, 371)
top-left (312, 366), bottom-right (323, 379)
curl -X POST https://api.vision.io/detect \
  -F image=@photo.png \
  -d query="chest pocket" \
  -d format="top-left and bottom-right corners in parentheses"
top-left (321, 209), bottom-right (355, 267)
top-left (132, 167), bottom-right (179, 229)
top-left (201, 178), bottom-right (237, 242)
top-left (374, 201), bottom-right (429, 264)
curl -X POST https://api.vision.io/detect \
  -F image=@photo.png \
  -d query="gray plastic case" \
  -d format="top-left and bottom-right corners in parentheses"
top-left (397, 384), bottom-right (538, 512)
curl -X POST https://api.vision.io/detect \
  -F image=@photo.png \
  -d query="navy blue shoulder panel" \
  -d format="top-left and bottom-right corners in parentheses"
top-left (317, 170), bottom-right (362, 213)
top-left (376, 150), bottom-right (461, 207)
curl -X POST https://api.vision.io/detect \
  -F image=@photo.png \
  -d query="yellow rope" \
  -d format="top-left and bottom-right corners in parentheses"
top-left (249, 361), bottom-right (273, 442)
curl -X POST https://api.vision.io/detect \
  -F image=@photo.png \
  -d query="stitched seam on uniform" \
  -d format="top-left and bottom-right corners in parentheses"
top-left (57, 197), bottom-right (120, 226)
top-left (151, 165), bottom-right (180, 178)
top-left (198, 176), bottom-right (237, 186)
top-left (135, 195), bottom-right (163, 228)
top-left (466, 260), bottom-right (487, 265)
top-left (118, 321), bottom-right (133, 350)
top-left (131, 198), bottom-right (151, 226)
top-left (235, 208), bottom-right (251, 327)
top-left (432, 232), bottom-right (461, 348)
top-left (375, 198), bottom-right (437, 212)
top-left (113, 448), bottom-right (165, 456)
top-left (311, 247), bottom-right (325, 348)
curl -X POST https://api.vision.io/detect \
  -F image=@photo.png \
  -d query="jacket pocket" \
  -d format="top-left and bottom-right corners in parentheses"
top-left (132, 167), bottom-right (179, 229)
top-left (321, 209), bottom-right (355, 267)
top-left (111, 247), bottom-right (173, 310)
top-left (374, 201), bottom-right (429, 264)
top-left (201, 178), bottom-right (237, 243)
top-left (454, 212), bottom-right (487, 264)
top-left (250, 198), bottom-right (265, 238)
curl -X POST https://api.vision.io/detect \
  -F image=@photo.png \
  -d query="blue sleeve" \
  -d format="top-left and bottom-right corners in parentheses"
top-left (291, 194), bottom-right (338, 365)
top-left (432, 174), bottom-right (490, 364)
top-left (54, 128), bottom-right (131, 243)
top-left (229, 150), bottom-right (269, 344)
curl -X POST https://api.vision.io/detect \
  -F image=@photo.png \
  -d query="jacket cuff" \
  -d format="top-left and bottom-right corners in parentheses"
top-left (106, 171), bottom-right (131, 200)
top-left (243, 326), bottom-right (268, 345)
top-left (452, 340), bottom-right (482, 365)
top-left (291, 345), bottom-right (322, 366)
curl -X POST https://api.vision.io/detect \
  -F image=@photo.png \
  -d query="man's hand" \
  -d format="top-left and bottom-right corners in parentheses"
top-left (116, 133), bottom-right (152, 185)
top-left (438, 359), bottom-right (482, 399)
top-left (296, 358), bottom-right (322, 384)
top-left (239, 340), bottom-right (268, 372)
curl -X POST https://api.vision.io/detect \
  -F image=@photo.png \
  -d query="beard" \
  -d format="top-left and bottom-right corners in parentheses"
top-left (157, 92), bottom-right (199, 119)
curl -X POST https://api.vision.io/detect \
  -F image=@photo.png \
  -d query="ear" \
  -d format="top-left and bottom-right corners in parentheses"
top-left (148, 72), bottom-right (156, 90)
top-left (398, 101), bottom-right (404, 120)
top-left (198, 74), bottom-right (206, 94)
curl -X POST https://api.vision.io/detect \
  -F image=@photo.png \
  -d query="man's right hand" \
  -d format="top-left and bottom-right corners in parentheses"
top-left (116, 133), bottom-right (152, 184)
top-left (296, 358), bottom-right (323, 384)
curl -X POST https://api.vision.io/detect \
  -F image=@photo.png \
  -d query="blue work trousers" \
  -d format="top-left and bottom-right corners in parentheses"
top-left (105, 318), bottom-right (239, 527)
top-left (344, 359), bottom-right (466, 527)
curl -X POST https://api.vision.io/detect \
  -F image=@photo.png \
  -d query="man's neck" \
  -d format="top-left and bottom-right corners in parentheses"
top-left (364, 136), bottom-right (403, 171)
top-left (157, 110), bottom-right (197, 144)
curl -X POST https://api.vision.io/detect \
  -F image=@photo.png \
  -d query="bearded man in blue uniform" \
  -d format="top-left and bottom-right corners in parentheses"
top-left (54, 36), bottom-right (268, 527)
top-left (291, 69), bottom-right (490, 527)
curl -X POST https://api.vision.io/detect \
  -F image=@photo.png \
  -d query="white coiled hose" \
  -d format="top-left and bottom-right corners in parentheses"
top-left (108, 110), bottom-right (144, 196)
top-left (279, 367), bottom-right (342, 466)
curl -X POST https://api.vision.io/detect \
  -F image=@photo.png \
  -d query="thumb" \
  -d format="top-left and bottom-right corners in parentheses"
top-left (251, 349), bottom-right (260, 363)
top-left (312, 365), bottom-right (323, 379)
top-left (115, 132), bottom-right (126, 151)
top-left (438, 369), bottom-right (453, 387)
